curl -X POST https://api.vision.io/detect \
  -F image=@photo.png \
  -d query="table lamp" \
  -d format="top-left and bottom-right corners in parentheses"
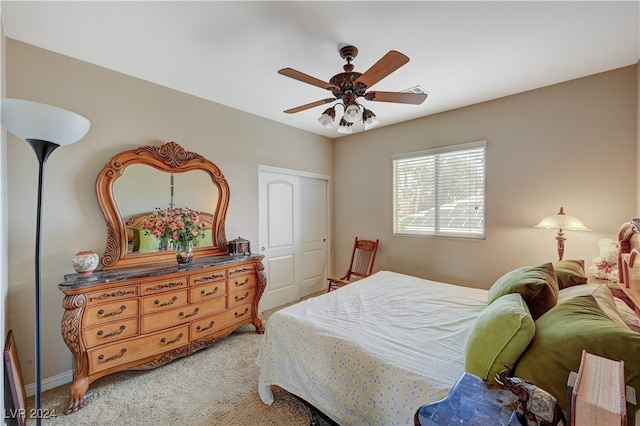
top-left (534, 207), bottom-right (590, 260)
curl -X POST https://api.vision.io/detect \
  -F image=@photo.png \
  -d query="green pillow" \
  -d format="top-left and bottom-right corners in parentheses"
top-left (558, 283), bottom-right (629, 329)
top-left (194, 228), bottom-right (213, 247)
top-left (553, 259), bottom-right (588, 289)
top-left (465, 293), bottom-right (535, 381)
top-left (488, 262), bottom-right (559, 320)
top-left (138, 229), bottom-right (159, 253)
top-left (513, 294), bottom-right (640, 410)
top-left (133, 228), bottom-right (141, 252)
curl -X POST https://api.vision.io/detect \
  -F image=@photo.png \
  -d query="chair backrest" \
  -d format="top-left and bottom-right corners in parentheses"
top-left (345, 237), bottom-right (379, 280)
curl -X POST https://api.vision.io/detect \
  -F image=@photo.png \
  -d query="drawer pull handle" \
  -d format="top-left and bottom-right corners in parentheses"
top-left (194, 273), bottom-right (224, 283)
top-left (235, 292), bottom-right (250, 302)
top-left (161, 333), bottom-right (184, 345)
top-left (231, 267), bottom-right (253, 275)
top-left (234, 307), bottom-right (249, 318)
top-left (146, 281), bottom-right (183, 292)
top-left (234, 277), bottom-right (250, 287)
top-left (155, 296), bottom-right (178, 307)
top-left (90, 289), bottom-right (135, 302)
top-left (97, 325), bottom-right (126, 338)
top-left (179, 307), bottom-right (200, 319)
top-left (196, 320), bottom-right (215, 333)
top-left (98, 305), bottom-right (126, 317)
top-left (201, 286), bottom-right (219, 297)
top-left (98, 348), bottom-right (126, 363)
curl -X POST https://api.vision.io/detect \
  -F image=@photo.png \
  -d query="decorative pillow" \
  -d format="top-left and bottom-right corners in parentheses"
top-left (465, 293), bottom-right (535, 381)
top-left (558, 283), bottom-right (628, 329)
top-left (614, 297), bottom-right (640, 331)
top-left (553, 259), bottom-right (588, 289)
top-left (512, 294), bottom-right (640, 410)
top-left (137, 229), bottom-right (159, 253)
top-left (133, 228), bottom-right (141, 252)
top-left (488, 262), bottom-right (559, 320)
top-left (194, 228), bottom-right (213, 247)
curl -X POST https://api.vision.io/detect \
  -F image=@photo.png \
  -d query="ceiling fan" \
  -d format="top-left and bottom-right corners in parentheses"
top-left (278, 45), bottom-right (428, 133)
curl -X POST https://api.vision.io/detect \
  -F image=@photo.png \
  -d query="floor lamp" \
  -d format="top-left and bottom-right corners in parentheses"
top-left (1, 99), bottom-right (90, 425)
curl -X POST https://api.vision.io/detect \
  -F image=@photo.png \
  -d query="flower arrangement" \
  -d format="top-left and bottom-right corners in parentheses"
top-left (141, 207), bottom-right (205, 248)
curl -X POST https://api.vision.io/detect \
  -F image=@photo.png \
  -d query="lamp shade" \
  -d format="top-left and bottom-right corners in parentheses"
top-left (342, 104), bottom-right (362, 123)
top-left (1, 98), bottom-right (90, 145)
top-left (317, 107), bottom-right (336, 128)
top-left (362, 109), bottom-right (379, 130)
top-left (534, 207), bottom-right (591, 231)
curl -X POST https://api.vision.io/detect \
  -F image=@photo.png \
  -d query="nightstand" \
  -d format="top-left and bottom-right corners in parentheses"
top-left (414, 372), bottom-right (519, 425)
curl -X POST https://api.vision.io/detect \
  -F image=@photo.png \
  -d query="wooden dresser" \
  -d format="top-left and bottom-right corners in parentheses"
top-left (58, 254), bottom-right (265, 414)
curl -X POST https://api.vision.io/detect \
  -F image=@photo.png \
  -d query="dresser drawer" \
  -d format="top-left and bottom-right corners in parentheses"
top-left (228, 273), bottom-right (256, 293)
top-left (190, 282), bottom-right (224, 303)
top-left (85, 285), bottom-right (138, 306)
top-left (88, 325), bottom-right (189, 374)
top-left (140, 277), bottom-right (188, 296)
top-left (227, 288), bottom-right (255, 308)
top-left (141, 297), bottom-right (226, 334)
top-left (83, 318), bottom-right (139, 349)
top-left (190, 270), bottom-right (226, 286)
top-left (190, 316), bottom-right (218, 338)
top-left (213, 302), bottom-right (252, 330)
top-left (83, 299), bottom-right (139, 328)
top-left (142, 289), bottom-right (188, 314)
top-left (228, 265), bottom-right (255, 277)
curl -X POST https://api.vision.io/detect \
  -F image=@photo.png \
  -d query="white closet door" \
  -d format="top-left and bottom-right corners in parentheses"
top-left (258, 168), bottom-right (328, 311)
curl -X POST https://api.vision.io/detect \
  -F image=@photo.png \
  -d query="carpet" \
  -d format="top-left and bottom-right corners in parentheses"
top-left (24, 325), bottom-right (314, 425)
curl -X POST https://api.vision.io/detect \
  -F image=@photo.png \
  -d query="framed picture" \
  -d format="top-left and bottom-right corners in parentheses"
top-left (4, 330), bottom-right (26, 426)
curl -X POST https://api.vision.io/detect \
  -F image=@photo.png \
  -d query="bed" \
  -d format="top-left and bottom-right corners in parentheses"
top-left (258, 225), bottom-right (640, 425)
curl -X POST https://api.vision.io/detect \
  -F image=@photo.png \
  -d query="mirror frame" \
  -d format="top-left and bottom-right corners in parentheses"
top-left (96, 141), bottom-right (230, 269)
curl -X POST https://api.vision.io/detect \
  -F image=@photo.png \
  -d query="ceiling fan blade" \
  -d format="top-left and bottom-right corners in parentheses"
top-left (278, 68), bottom-right (339, 91)
top-left (364, 91), bottom-right (428, 105)
top-left (354, 51), bottom-right (410, 88)
top-left (284, 98), bottom-right (337, 114)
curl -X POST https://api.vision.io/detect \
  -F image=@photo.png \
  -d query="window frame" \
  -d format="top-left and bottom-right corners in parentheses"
top-left (392, 140), bottom-right (486, 239)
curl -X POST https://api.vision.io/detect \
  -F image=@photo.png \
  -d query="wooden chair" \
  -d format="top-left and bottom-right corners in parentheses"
top-left (327, 237), bottom-right (379, 292)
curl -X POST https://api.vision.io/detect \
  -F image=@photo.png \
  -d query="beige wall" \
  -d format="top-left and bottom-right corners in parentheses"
top-left (4, 39), bottom-right (333, 388)
top-left (4, 37), bottom-right (639, 392)
top-left (334, 65), bottom-right (638, 289)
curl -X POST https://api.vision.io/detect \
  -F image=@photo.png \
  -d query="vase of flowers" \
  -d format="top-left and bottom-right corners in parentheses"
top-left (141, 207), bottom-right (204, 264)
top-left (175, 239), bottom-right (194, 264)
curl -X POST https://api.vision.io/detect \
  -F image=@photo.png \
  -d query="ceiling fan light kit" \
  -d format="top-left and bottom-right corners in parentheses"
top-left (337, 118), bottom-right (354, 134)
top-left (317, 107), bottom-right (336, 128)
top-left (279, 45), bottom-right (427, 134)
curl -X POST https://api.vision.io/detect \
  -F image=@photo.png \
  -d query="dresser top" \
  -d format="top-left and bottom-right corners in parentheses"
top-left (59, 254), bottom-right (264, 291)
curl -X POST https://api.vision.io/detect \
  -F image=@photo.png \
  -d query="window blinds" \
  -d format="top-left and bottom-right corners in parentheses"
top-left (392, 140), bottom-right (486, 238)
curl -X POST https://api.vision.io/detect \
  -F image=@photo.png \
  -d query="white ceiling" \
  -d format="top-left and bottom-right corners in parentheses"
top-left (1, 1), bottom-right (639, 138)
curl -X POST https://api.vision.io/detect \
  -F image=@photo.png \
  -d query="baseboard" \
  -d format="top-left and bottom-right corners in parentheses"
top-left (24, 370), bottom-right (73, 397)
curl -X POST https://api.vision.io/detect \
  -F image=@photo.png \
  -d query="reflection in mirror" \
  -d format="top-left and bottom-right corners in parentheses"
top-left (113, 166), bottom-right (220, 254)
top-left (96, 141), bottom-right (230, 269)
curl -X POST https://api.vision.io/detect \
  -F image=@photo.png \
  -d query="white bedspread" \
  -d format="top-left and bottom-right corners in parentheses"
top-left (257, 270), bottom-right (489, 425)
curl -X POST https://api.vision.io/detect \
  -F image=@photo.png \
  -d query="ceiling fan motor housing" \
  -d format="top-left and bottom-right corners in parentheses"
top-left (329, 72), bottom-right (367, 101)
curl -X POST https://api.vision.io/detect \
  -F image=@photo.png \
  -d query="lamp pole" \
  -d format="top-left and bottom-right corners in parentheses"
top-left (27, 139), bottom-right (61, 425)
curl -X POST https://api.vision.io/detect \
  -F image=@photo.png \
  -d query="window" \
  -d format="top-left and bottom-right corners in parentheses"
top-left (392, 140), bottom-right (486, 238)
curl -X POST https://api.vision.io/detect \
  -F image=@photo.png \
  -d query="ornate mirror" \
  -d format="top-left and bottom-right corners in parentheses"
top-left (96, 141), bottom-right (229, 269)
